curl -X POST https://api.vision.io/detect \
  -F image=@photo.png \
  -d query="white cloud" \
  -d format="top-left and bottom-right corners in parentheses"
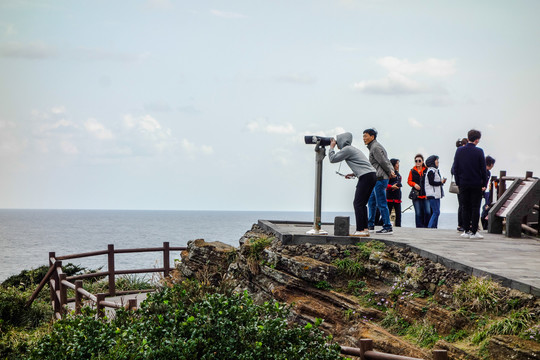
top-left (354, 72), bottom-right (427, 95)
top-left (181, 139), bottom-right (213, 155)
top-left (408, 117), bottom-right (423, 128)
top-left (39, 119), bottom-right (74, 133)
top-left (60, 141), bottom-right (78, 155)
top-left (378, 57), bottom-right (456, 77)
top-left (84, 118), bottom-right (114, 140)
top-left (51, 106), bottom-right (66, 114)
top-left (247, 119), bottom-right (296, 134)
top-left (210, 9), bottom-right (246, 19)
top-left (0, 41), bottom-right (57, 59)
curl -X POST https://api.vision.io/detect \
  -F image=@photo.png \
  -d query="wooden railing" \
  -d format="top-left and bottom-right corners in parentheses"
top-left (27, 242), bottom-right (186, 319)
top-left (341, 339), bottom-right (448, 359)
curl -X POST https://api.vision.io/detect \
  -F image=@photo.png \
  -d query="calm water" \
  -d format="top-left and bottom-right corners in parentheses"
top-left (0, 209), bottom-right (458, 281)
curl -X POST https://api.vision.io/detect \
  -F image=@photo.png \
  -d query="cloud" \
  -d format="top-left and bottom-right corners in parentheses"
top-left (210, 9), bottom-right (246, 19)
top-left (276, 73), bottom-right (317, 85)
top-left (181, 139), bottom-right (213, 155)
top-left (0, 41), bottom-right (57, 59)
top-left (84, 118), bottom-right (114, 140)
top-left (247, 119), bottom-right (296, 135)
top-left (354, 56), bottom-right (456, 96)
top-left (354, 72), bottom-right (427, 95)
top-left (1, 23), bottom-right (16, 36)
top-left (51, 106), bottom-right (66, 114)
top-left (60, 141), bottom-right (78, 155)
top-left (378, 57), bottom-right (456, 77)
top-left (408, 117), bottom-right (423, 128)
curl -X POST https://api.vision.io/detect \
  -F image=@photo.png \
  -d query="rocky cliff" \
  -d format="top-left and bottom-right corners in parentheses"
top-left (175, 225), bottom-right (540, 360)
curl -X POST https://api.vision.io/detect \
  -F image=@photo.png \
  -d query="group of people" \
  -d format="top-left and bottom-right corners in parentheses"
top-left (328, 128), bottom-right (494, 239)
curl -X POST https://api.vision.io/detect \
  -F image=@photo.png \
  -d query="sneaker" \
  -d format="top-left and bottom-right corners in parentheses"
top-left (376, 228), bottom-right (393, 235)
top-left (352, 231), bottom-right (370, 237)
top-left (457, 227), bottom-right (465, 232)
top-left (368, 226), bottom-right (375, 233)
top-left (460, 231), bottom-right (471, 239)
top-left (470, 232), bottom-right (484, 239)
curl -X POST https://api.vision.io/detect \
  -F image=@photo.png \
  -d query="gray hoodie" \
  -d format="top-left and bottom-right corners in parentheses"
top-left (328, 132), bottom-right (375, 177)
top-left (366, 139), bottom-right (394, 180)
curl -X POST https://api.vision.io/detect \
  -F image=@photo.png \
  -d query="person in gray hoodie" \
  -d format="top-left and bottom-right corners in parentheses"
top-left (329, 132), bottom-right (377, 236)
top-left (363, 128), bottom-right (395, 234)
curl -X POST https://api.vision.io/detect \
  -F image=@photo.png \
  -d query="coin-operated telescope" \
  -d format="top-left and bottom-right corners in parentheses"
top-left (304, 135), bottom-right (333, 235)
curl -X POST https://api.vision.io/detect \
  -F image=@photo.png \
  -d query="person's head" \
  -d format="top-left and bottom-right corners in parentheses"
top-left (414, 154), bottom-right (424, 168)
top-left (390, 158), bottom-right (399, 171)
top-left (363, 128), bottom-right (377, 145)
top-left (335, 132), bottom-right (352, 149)
top-left (426, 155), bottom-right (439, 169)
top-left (456, 138), bottom-right (467, 148)
top-left (486, 155), bottom-right (496, 170)
top-left (468, 129), bottom-right (482, 143)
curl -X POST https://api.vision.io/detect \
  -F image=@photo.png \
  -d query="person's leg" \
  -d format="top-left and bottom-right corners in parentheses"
top-left (374, 179), bottom-right (392, 230)
top-left (394, 202), bottom-right (401, 227)
top-left (461, 187), bottom-right (473, 233)
top-left (367, 190), bottom-right (377, 228)
top-left (354, 173), bottom-right (377, 231)
top-left (428, 199), bottom-right (440, 228)
top-left (412, 199), bottom-right (422, 228)
top-left (470, 187), bottom-right (483, 234)
top-left (422, 199), bottom-right (431, 228)
top-left (457, 193), bottom-right (464, 230)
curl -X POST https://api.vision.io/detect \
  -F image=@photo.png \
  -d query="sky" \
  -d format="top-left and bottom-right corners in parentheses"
top-left (1, 0), bottom-right (539, 213)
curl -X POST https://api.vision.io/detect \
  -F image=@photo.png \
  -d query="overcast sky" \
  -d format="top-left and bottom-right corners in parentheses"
top-left (1, 0), bottom-right (539, 213)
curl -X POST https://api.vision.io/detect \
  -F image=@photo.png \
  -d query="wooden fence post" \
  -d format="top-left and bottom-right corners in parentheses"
top-left (75, 280), bottom-right (83, 315)
top-left (526, 171), bottom-right (533, 179)
top-left (49, 252), bottom-right (57, 313)
top-left (59, 273), bottom-right (67, 314)
top-left (433, 349), bottom-right (449, 360)
top-left (126, 298), bottom-right (137, 311)
top-left (163, 242), bottom-right (170, 278)
top-left (358, 339), bottom-right (373, 360)
top-left (499, 170), bottom-right (507, 197)
top-left (108, 244), bottom-right (115, 296)
top-left (96, 293), bottom-right (106, 318)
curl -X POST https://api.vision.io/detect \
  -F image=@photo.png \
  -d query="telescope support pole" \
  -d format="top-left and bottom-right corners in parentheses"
top-left (307, 142), bottom-right (328, 235)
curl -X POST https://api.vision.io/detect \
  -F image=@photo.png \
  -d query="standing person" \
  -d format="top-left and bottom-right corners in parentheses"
top-left (451, 138), bottom-right (468, 232)
top-left (363, 128), bottom-right (395, 235)
top-left (386, 158), bottom-right (402, 227)
top-left (453, 129), bottom-right (488, 239)
top-left (481, 155), bottom-right (496, 230)
top-left (425, 155), bottom-right (446, 229)
top-left (408, 154), bottom-right (431, 228)
top-left (329, 132), bottom-right (377, 236)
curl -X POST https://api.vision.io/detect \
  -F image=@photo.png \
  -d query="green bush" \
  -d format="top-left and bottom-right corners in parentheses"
top-left (0, 286), bottom-right (52, 332)
top-left (28, 283), bottom-right (344, 359)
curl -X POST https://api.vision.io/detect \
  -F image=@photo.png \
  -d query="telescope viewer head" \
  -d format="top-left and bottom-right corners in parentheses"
top-left (304, 135), bottom-right (333, 147)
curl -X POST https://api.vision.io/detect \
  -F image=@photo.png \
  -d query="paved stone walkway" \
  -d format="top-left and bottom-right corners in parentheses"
top-left (259, 220), bottom-right (540, 296)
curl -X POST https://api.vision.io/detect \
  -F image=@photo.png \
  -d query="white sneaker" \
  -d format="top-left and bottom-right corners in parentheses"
top-left (460, 231), bottom-right (471, 239)
top-left (352, 231), bottom-right (370, 237)
top-left (470, 232), bottom-right (484, 239)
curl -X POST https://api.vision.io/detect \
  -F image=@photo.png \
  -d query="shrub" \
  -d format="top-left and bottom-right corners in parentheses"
top-left (28, 283), bottom-right (344, 360)
top-left (0, 286), bottom-right (52, 331)
top-left (453, 276), bottom-right (502, 312)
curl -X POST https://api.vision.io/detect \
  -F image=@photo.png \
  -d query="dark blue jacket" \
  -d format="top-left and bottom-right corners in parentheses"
top-left (453, 143), bottom-right (488, 188)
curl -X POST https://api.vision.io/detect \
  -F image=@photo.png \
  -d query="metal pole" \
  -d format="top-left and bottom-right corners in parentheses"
top-left (307, 141), bottom-right (328, 235)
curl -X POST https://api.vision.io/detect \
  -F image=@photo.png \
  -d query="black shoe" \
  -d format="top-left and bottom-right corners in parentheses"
top-left (457, 227), bottom-right (465, 232)
top-left (368, 226), bottom-right (375, 233)
top-left (376, 228), bottom-right (393, 235)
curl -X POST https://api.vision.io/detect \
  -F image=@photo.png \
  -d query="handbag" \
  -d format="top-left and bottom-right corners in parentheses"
top-left (408, 188), bottom-right (419, 200)
top-left (449, 176), bottom-right (459, 194)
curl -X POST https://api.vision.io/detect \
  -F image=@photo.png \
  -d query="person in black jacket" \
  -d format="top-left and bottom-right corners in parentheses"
top-left (453, 129), bottom-right (488, 239)
top-left (386, 158), bottom-right (402, 227)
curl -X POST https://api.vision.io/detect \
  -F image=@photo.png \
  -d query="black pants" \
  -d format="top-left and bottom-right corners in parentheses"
top-left (457, 192), bottom-right (464, 228)
top-left (354, 172), bottom-right (377, 231)
top-left (388, 202), bottom-right (401, 227)
top-left (460, 186), bottom-right (483, 234)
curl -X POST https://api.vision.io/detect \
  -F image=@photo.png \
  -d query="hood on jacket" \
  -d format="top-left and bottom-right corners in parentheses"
top-left (336, 132), bottom-right (352, 149)
top-left (425, 155), bottom-right (439, 168)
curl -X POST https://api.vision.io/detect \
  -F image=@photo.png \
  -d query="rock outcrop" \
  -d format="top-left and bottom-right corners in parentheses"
top-left (175, 225), bottom-right (540, 360)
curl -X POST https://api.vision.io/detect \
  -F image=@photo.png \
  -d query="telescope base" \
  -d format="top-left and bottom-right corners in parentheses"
top-left (306, 228), bottom-right (329, 235)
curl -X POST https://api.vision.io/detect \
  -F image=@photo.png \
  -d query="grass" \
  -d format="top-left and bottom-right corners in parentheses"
top-left (453, 276), bottom-right (502, 312)
top-left (333, 258), bottom-right (365, 278)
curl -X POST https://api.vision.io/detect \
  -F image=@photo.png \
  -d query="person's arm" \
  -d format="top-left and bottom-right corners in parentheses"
top-left (427, 170), bottom-right (443, 186)
top-left (408, 170), bottom-right (421, 190)
top-left (372, 146), bottom-right (394, 177)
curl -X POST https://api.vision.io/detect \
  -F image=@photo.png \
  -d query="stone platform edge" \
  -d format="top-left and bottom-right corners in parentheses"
top-left (257, 220), bottom-right (539, 297)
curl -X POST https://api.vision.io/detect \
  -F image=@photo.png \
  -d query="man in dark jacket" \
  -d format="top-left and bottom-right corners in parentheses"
top-left (453, 129), bottom-right (488, 239)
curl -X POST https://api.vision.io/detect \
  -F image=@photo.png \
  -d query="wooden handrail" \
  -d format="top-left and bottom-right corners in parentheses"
top-left (340, 339), bottom-right (448, 360)
top-left (28, 242), bottom-right (187, 319)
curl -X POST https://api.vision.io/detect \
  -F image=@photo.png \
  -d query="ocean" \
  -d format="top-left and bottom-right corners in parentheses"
top-left (0, 209), bottom-right (458, 282)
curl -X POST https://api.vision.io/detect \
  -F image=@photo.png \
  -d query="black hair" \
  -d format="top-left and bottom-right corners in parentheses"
top-left (363, 128), bottom-right (377, 139)
top-left (486, 155), bottom-right (496, 167)
top-left (468, 129), bottom-right (482, 142)
top-left (414, 153), bottom-right (424, 161)
top-left (456, 138), bottom-right (467, 148)
top-left (390, 158), bottom-right (399, 167)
